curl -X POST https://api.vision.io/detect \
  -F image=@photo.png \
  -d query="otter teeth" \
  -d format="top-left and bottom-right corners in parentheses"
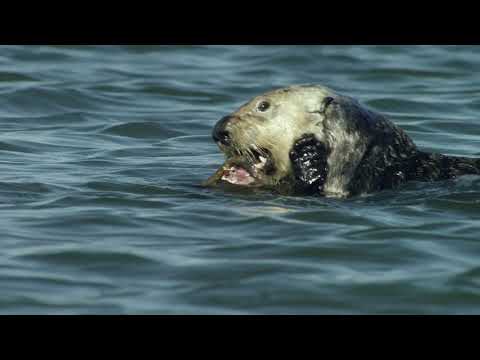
top-left (254, 156), bottom-right (267, 170)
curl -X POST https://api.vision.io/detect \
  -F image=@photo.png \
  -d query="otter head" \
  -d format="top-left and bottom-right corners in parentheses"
top-left (211, 85), bottom-right (339, 187)
top-left (208, 84), bottom-right (407, 197)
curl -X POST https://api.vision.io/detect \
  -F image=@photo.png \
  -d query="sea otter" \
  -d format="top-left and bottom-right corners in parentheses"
top-left (204, 85), bottom-right (480, 198)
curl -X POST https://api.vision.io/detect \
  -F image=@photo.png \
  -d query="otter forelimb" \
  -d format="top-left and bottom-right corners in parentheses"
top-left (289, 134), bottom-right (330, 195)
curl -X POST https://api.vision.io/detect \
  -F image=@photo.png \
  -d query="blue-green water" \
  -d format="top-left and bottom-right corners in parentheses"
top-left (1, 45), bottom-right (480, 314)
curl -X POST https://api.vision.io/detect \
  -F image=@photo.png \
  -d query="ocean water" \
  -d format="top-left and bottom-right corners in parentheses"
top-left (1, 45), bottom-right (480, 314)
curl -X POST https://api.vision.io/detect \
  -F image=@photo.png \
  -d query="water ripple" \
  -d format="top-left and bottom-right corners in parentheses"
top-left (1, 45), bottom-right (480, 314)
top-left (103, 122), bottom-right (184, 139)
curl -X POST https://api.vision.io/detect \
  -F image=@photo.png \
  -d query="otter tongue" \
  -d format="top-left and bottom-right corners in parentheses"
top-left (202, 157), bottom-right (256, 187)
top-left (221, 166), bottom-right (255, 185)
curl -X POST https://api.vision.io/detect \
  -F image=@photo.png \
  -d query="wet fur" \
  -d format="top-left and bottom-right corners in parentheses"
top-left (213, 85), bottom-right (480, 197)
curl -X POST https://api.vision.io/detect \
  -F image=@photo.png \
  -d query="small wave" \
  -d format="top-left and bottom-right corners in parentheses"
top-left (0, 140), bottom-right (36, 154)
top-left (102, 122), bottom-right (184, 139)
top-left (18, 249), bottom-right (157, 267)
top-left (0, 181), bottom-right (54, 194)
top-left (0, 71), bottom-right (38, 83)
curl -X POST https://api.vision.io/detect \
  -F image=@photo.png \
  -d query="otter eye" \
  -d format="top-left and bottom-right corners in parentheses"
top-left (257, 101), bottom-right (270, 112)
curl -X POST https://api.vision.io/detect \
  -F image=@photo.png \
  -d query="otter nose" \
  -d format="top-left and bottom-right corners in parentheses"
top-left (212, 115), bottom-right (232, 146)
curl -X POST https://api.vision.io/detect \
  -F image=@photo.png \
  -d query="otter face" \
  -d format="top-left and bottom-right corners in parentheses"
top-left (210, 85), bottom-right (338, 188)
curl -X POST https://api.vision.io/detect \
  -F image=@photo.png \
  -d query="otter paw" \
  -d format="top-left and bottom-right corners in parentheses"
top-left (290, 134), bottom-right (330, 194)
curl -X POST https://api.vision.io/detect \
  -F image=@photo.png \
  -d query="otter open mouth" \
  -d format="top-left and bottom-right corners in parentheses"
top-left (221, 149), bottom-right (269, 185)
top-left (204, 147), bottom-right (274, 187)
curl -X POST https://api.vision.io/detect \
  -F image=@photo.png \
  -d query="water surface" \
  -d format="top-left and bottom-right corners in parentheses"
top-left (1, 45), bottom-right (480, 314)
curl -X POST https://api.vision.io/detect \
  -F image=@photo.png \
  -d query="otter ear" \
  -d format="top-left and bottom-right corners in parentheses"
top-left (289, 134), bottom-right (330, 195)
top-left (308, 96), bottom-right (336, 117)
top-left (319, 96), bottom-right (335, 114)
